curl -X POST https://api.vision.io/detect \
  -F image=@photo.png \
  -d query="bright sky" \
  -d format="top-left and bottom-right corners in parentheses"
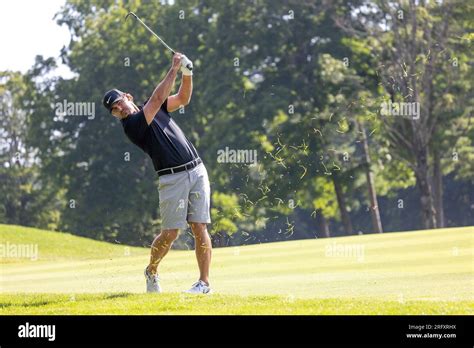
top-left (0, 0), bottom-right (73, 77)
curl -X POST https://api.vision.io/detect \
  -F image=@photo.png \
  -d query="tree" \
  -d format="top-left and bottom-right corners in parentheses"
top-left (333, 0), bottom-right (473, 229)
top-left (0, 69), bottom-right (62, 229)
top-left (356, 119), bottom-right (383, 233)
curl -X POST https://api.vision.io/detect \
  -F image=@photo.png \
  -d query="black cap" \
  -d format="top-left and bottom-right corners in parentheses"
top-left (103, 89), bottom-right (124, 112)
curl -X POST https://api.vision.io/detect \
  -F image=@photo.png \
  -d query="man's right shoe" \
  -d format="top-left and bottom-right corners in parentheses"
top-left (183, 280), bottom-right (212, 294)
top-left (144, 267), bottom-right (162, 293)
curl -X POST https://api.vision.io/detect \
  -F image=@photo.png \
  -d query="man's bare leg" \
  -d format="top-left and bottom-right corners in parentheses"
top-left (190, 223), bottom-right (212, 285)
top-left (146, 229), bottom-right (179, 275)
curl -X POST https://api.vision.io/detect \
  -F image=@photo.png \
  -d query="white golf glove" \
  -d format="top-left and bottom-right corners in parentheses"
top-left (180, 55), bottom-right (193, 76)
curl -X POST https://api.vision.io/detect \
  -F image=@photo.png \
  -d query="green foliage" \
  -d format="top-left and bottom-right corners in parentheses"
top-left (2, 0), bottom-right (472, 244)
top-left (310, 177), bottom-right (338, 218)
top-left (210, 191), bottom-right (244, 235)
top-left (0, 71), bottom-right (63, 230)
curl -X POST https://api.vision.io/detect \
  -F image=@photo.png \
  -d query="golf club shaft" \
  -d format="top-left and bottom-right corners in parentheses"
top-left (128, 12), bottom-right (175, 54)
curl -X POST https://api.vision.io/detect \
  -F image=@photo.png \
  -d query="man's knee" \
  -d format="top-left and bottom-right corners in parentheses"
top-left (161, 229), bottom-right (179, 241)
top-left (190, 223), bottom-right (207, 235)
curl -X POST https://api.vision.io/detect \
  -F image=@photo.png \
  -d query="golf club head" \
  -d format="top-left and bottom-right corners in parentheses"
top-left (125, 12), bottom-right (138, 21)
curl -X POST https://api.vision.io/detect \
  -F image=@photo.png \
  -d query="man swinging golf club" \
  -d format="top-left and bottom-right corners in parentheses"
top-left (102, 52), bottom-right (212, 294)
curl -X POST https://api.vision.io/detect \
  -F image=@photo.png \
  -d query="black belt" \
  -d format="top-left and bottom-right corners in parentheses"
top-left (157, 158), bottom-right (202, 177)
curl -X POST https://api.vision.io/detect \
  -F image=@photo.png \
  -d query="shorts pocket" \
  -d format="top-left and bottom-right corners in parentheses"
top-left (158, 173), bottom-right (180, 190)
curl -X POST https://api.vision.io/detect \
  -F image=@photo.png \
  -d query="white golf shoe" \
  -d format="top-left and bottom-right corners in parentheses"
top-left (144, 268), bottom-right (162, 293)
top-left (184, 280), bottom-right (212, 294)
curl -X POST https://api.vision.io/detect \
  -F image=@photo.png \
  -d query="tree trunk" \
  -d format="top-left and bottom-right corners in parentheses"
top-left (332, 176), bottom-right (353, 235)
top-left (358, 120), bottom-right (383, 233)
top-left (318, 211), bottom-right (330, 238)
top-left (414, 148), bottom-right (437, 229)
top-left (433, 148), bottom-right (445, 228)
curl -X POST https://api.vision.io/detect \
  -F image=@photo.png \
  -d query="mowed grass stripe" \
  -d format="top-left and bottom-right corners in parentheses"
top-left (2, 224), bottom-right (471, 263)
top-left (0, 224), bottom-right (148, 262)
top-left (0, 293), bottom-right (472, 315)
top-left (2, 242), bottom-right (470, 284)
top-left (1, 224), bottom-right (473, 313)
top-left (1, 260), bottom-right (471, 300)
top-left (2, 243), bottom-right (471, 279)
top-left (216, 227), bottom-right (473, 252)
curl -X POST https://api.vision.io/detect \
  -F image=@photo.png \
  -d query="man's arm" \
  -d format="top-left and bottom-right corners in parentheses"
top-left (143, 53), bottom-right (182, 125)
top-left (167, 74), bottom-right (193, 112)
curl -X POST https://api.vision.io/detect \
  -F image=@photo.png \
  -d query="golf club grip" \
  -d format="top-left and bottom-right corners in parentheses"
top-left (181, 56), bottom-right (193, 71)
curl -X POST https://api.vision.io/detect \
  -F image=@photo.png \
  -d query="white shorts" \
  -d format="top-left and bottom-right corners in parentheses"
top-left (158, 163), bottom-right (211, 230)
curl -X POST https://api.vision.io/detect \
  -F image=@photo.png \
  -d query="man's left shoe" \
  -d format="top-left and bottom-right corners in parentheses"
top-left (183, 280), bottom-right (212, 294)
top-left (144, 267), bottom-right (162, 293)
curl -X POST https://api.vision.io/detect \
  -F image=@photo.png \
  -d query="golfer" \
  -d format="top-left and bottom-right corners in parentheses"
top-left (102, 53), bottom-right (212, 294)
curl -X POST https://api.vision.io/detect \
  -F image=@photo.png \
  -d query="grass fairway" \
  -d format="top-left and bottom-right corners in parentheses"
top-left (1, 224), bottom-right (473, 314)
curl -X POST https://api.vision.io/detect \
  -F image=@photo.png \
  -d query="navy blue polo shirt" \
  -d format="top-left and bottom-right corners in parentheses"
top-left (121, 98), bottom-right (199, 171)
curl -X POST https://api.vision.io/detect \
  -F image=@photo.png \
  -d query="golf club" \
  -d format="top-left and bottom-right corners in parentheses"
top-left (125, 11), bottom-right (193, 71)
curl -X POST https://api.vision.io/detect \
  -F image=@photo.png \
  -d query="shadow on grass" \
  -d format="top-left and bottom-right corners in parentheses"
top-left (0, 292), bottom-right (133, 309)
top-left (103, 292), bottom-right (133, 300)
top-left (0, 300), bottom-right (58, 309)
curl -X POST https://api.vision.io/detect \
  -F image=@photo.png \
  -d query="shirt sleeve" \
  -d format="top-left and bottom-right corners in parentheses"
top-left (122, 110), bottom-right (148, 143)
